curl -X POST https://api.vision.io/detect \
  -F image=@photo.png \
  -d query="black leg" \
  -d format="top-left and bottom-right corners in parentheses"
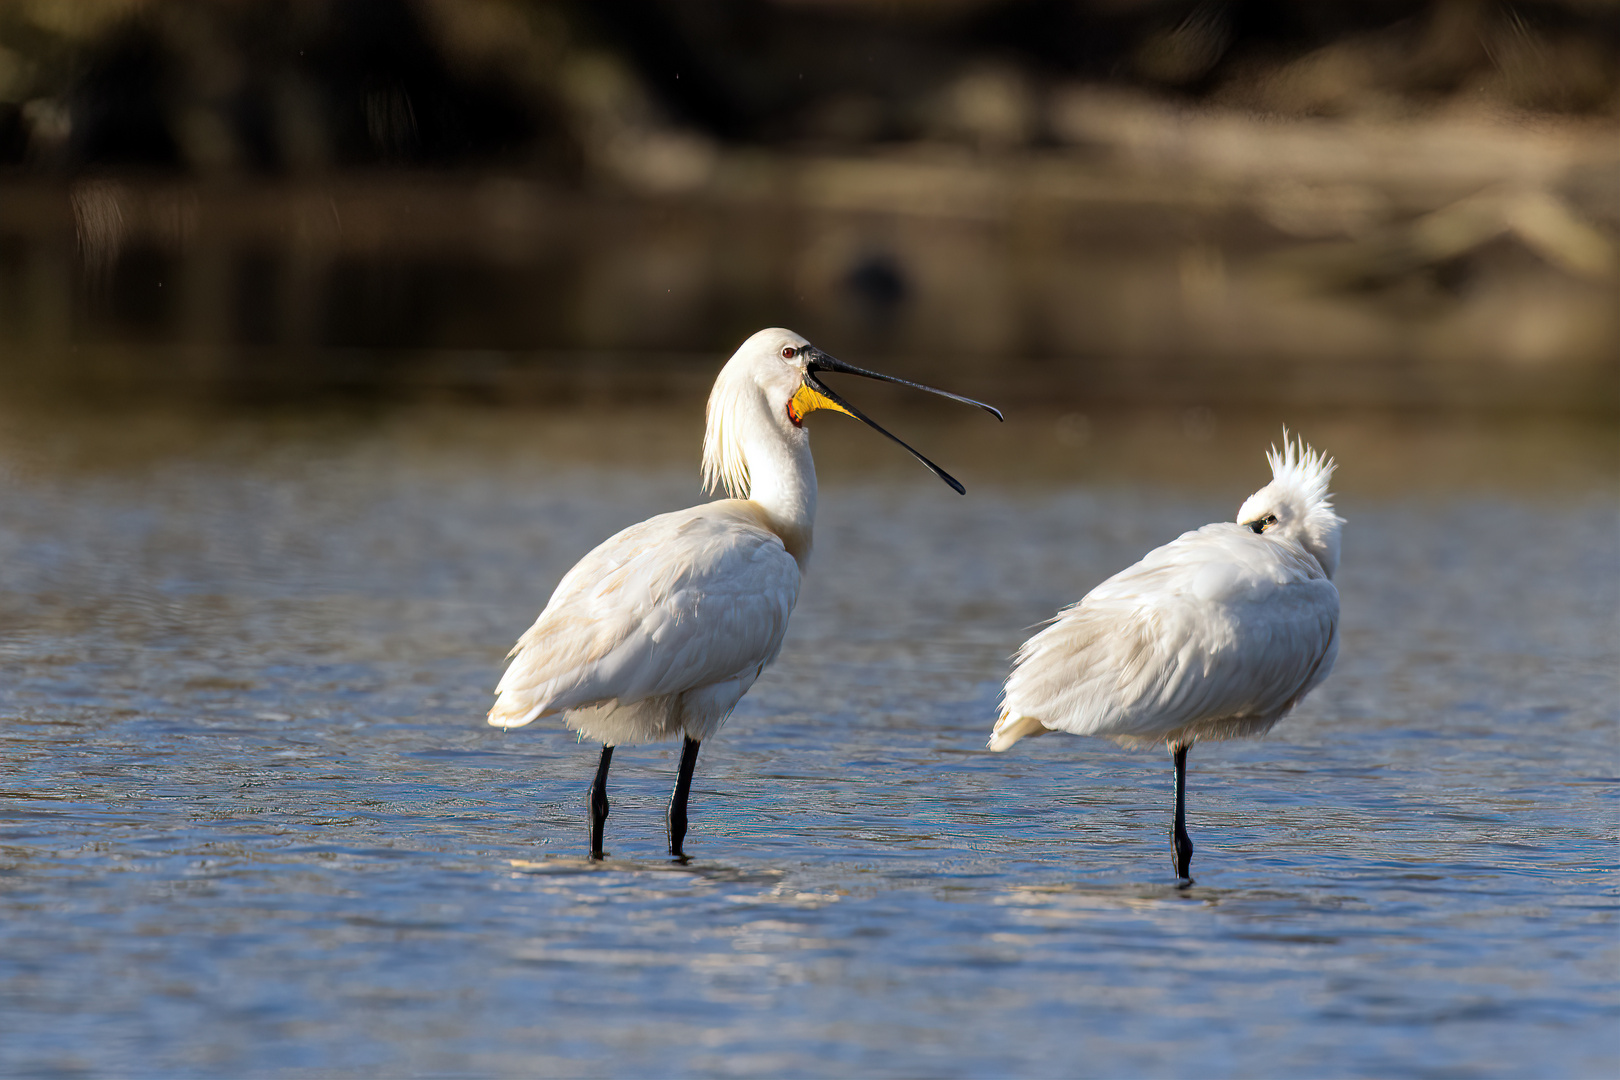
top-left (666, 736), bottom-right (702, 860)
top-left (1171, 744), bottom-right (1194, 880)
top-left (588, 745), bottom-right (614, 859)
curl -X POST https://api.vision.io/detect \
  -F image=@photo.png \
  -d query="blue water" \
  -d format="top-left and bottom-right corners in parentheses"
top-left (0, 405), bottom-right (1615, 1077)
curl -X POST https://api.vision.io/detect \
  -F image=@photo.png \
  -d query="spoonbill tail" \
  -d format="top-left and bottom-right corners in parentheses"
top-left (490, 328), bottom-right (1002, 859)
top-left (989, 434), bottom-right (1343, 880)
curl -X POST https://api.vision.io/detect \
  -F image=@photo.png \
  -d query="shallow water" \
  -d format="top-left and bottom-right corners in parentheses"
top-left (0, 402), bottom-right (1615, 1078)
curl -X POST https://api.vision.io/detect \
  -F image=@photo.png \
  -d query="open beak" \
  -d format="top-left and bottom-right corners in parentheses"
top-left (790, 347), bottom-right (1003, 495)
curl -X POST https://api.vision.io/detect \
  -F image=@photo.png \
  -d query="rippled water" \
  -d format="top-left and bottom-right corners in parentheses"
top-left (0, 402), bottom-right (1615, 1078)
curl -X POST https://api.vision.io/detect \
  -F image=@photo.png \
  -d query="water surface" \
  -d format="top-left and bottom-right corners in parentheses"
top-left (0, 402), bottom-right (1614, 1077)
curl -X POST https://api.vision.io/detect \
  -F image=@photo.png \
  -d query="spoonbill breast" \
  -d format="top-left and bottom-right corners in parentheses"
top-left (1001, 522), bottom-right (1340, 749)
top-left (490, 501), bottom-right (800, 744)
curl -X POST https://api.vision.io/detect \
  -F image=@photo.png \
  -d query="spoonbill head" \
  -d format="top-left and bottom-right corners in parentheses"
top-left (491, 328), bottom-right (1001, 859)
top-left (989, 433), bottom-right (1343, 880)
top-left (1235, 438), bottom-right (1342, 579)
top-left (703, 328), bottom-right (1001, 503)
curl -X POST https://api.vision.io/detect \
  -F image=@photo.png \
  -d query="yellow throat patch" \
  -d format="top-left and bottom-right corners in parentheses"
top-left (787, 383), bottom-right (851, 426)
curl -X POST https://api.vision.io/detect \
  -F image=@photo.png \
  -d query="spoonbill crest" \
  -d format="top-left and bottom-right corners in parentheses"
top-left (491, 328), bottom-right (1002, 859)
top-left (989, 434), bottom-right (1343, 880)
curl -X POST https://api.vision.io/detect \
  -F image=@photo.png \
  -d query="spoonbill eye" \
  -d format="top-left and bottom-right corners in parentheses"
top-left (781, 345), bottom-right (796, 359)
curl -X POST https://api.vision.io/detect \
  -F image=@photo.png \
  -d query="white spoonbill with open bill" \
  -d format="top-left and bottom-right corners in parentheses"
top-left (490, 328), bottom-right (1002, 859)
top-left (988, 434), bottom-right (1343, 880)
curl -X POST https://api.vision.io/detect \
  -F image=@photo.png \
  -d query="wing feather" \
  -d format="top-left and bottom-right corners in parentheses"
top-left (1003, 523), bottom-right (1339, 743)
top-left (490, 504), bottom-right (800, 728)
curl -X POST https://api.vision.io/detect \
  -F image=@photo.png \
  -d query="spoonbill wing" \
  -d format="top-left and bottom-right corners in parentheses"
top-left (491, 504), bottom-right (801, 729)
top-left (1004, 522), bottom-right (1339, 744)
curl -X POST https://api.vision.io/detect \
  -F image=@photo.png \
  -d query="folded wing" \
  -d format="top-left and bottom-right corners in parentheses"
top-left (490, 505), bottom-right (801, 729)
top-left (1001, 523), bottom-right (1339, 745)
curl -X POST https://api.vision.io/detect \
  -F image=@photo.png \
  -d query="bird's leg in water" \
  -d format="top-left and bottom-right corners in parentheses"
top-left (667, 736), bottom-right (702, 860)
top-left (588, 745), bottom-right (614, 859)
top-left (1171, 744), bottom-right (1194, 880)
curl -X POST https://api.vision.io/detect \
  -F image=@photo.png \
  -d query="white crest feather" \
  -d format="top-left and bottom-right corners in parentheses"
top-left (1245, 427), bottom-right (1344, 580)
top-left (702, 364), bottom-right (753, 499)
top-left (1265, 427), bottom-right (1338, 523)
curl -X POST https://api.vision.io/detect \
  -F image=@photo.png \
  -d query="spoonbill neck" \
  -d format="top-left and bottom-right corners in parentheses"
top-left (740, 425), bottom-right (817, 568)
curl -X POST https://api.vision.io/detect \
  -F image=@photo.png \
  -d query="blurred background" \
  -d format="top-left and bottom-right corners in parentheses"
top-left (2, 8), bottom-right (1617, 1077)
top-left (0, 0), bottom-right (1616, 414)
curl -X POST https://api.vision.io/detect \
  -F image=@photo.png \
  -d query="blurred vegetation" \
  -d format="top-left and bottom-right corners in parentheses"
top-left (0, 0), bottom-right (1616, 176)
top-left (0, 1), bottom-right (1615, 414)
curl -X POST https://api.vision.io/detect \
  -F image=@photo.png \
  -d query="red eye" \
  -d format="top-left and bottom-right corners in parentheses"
top-left (781, 345), bottom-right (796, 359)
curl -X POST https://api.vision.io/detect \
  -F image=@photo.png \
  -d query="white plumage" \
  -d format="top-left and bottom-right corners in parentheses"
top-left (990, 434), bottom-right (1343, 878)
top-left (491, 502), bottom-right (798, 746)
top-left (993, 521), bottom-right (1339, 750)
top-left (491, 327), bottom-right (999, 859)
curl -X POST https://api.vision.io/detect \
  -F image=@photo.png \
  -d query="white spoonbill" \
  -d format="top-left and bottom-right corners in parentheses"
top-left (490, 328), bottom-right (1002, 859)
top-left (988, 434), bottom-right (1343, 879)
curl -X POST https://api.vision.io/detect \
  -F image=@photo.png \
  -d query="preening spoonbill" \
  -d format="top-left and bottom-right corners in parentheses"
top-left (491, 328), bottom-right (1002, 859)
top-left (989, 435), bottom-right (1343, 879)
